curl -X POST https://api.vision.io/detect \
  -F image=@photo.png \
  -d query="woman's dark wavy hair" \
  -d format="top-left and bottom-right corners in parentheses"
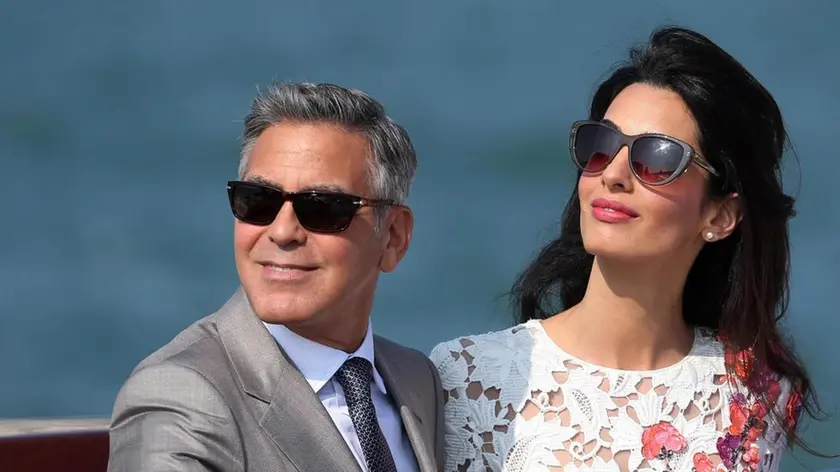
top-left (512, 26), bottom-right (825, 451)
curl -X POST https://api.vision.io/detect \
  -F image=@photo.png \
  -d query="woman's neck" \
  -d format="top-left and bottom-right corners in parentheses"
top-left (542, 257), bottom-right (695, 371)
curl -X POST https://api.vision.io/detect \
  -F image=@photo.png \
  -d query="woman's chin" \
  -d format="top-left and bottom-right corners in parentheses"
top-left (585, 243), bottom-right (664, 263)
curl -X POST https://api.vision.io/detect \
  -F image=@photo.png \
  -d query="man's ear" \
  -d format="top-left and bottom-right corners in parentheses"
top-left (379, 206), bottom-right (413, 273)
top-left (703, 193), bottom-right (742, 241)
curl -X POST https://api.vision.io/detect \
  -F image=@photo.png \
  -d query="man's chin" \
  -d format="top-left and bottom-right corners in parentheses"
top-left (254, 307), bottom-right (317, 326)
top-left (257, 313), bottom-right (314, 325)
top-left (247, 292), bottom-right (319, 326)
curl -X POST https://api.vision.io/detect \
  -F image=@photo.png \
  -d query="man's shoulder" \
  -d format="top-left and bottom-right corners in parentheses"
top-left (109, 308), bottom-right (240, 425)
top-left (372, 334), bottom-right (440, 390)
top-left (131, 309), bottom-right (228, 378)
top-left (373, 334), bottom-right (430, 366)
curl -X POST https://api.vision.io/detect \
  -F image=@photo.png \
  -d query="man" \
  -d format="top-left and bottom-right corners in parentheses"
top-left (107, 82), bottom-right (443, 472)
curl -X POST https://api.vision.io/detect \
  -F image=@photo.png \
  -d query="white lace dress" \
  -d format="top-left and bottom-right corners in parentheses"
top-left (430, 320), bottom-right (792, 472)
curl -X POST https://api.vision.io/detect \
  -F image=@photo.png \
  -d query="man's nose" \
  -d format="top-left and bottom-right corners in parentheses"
top-left (266, 200), bottom-right (307, 246)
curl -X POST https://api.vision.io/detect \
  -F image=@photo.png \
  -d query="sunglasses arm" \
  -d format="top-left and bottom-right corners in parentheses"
top-left (693, 157), bottom-right (721, 178)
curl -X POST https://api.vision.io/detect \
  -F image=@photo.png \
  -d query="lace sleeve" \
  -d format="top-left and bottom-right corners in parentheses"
top-left (429, 340), bottom-right (480, 472)
top-left (760, 377), bottom-right (796, 472)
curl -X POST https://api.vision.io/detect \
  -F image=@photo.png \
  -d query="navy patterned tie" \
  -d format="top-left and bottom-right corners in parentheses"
top-left (334, 357), bottom-right (397, 472)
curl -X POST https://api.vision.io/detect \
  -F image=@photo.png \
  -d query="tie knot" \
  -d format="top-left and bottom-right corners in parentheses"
top-left (335, 356), bottom-right (374, 391)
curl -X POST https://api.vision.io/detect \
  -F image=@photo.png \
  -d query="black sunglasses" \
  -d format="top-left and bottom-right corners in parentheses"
top-left (569, 120), bottom-right (721, 186)
top-left (227, 181), bottom-right (395, 233)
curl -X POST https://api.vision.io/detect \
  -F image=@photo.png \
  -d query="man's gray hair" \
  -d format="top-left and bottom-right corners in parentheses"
top-left (239, 82), bottom-right (417, 225)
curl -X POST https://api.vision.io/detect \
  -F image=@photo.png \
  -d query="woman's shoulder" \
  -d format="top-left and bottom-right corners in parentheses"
top-left (429, 320), bottom-right (540, 373)
top-left (692, 326), bottom-right (726, 356)
top-left (679, 326), bottom-right (728, 376)
top-left (690, 328), bottom-right (799, 458)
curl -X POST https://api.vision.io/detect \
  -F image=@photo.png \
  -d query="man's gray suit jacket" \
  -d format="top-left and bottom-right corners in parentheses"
top-left (107, 288), bottom-right (444, 472)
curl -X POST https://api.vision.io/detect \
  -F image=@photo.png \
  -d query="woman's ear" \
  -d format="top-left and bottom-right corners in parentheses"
top-left (702, 193), bottom-right (742, 241)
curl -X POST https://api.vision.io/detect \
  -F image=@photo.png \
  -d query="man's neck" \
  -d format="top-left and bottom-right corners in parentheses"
top-left (285, 314), bottom-right (370, 353)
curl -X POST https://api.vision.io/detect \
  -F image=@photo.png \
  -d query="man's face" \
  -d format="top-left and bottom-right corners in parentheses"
top-left (234, 122), bottom-right (411, 347)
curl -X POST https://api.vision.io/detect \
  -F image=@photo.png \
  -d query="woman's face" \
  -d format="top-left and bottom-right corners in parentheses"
top-left (577, 83), bottom-right (735, 264)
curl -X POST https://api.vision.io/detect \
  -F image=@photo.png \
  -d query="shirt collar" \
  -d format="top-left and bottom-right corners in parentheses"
top-left (263, 319), bottom-right (387, 395)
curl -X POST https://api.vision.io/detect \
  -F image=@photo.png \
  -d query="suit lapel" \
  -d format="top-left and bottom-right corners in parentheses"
top-left (374, 338), bottom-right (435, 472)
top-left (217, 288), bottom-right (361, 472)
top-left (260, 357), bottom-right (362, 472)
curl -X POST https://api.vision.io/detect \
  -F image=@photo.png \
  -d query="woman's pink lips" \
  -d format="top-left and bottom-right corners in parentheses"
top-left (591, 198), bottom-right (639, 223)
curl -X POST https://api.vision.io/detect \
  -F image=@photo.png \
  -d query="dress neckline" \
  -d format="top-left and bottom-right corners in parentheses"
top-left (526, 319), bottom-right (703, 375)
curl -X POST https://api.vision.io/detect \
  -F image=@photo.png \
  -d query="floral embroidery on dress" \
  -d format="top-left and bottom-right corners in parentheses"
top-left (716, 341), bottom-right (786, 470)
top-left (430, 320), bottom-right (794, 472)
top-left (785, 387), bottom-right (803, 429)
top-left (692, 452), bottom-right (716, 472)
top-left (634, 337), bottom-right (798, 471)
top-left (642, 422), bottom-right (688, 461)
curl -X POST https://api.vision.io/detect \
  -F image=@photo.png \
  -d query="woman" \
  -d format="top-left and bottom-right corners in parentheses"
top-left (431, 26), bottom-right (820, 472)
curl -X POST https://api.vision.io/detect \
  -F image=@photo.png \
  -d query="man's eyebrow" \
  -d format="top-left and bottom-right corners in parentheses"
top-left (243, 176), bottom-right (350, 194)
top-left (601, 119), bottom-right (621, 131)
top-left (244, 175), bottom-right (278, 188)
top-left (299, 184), bottom-right (349, 193)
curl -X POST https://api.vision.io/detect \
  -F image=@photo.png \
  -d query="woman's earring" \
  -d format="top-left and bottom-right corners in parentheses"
top-left (704, 231), bottom-right (714, 241)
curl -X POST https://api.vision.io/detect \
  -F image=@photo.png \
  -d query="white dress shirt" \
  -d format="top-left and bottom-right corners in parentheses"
top-left (264, 320), bottom-right (419, 472)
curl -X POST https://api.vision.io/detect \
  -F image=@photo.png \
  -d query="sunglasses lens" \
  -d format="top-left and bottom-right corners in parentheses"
top-left (229, 183), bottom-right (283, 225)
top-left (294, 194), bottom-right (358, 232)
top-left (630, 137), bottom-right (686, 184)
top-left (573, 124), bottom-right (621, 173)
top-left (228, 182), bottom-right (362, 232)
